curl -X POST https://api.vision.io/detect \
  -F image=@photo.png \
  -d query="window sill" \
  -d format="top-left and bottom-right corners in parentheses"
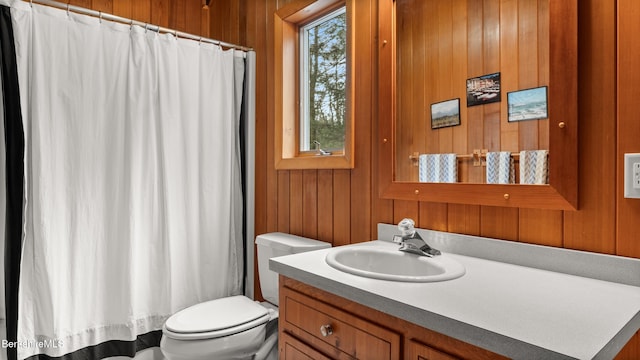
top-left (275, 153), bottom-right (353, 170)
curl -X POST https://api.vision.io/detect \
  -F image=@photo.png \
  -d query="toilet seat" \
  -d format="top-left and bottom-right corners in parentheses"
top-left (163, 295), bottom-right (270, 341)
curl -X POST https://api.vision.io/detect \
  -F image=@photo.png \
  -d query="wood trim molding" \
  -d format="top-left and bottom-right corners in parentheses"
top-left (274, 0), bottom-right (355, 170)
top-left (376, 0), bottom-right (578, 210)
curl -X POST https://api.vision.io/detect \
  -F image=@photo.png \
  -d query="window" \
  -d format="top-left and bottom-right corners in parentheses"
top-left (275, 0), bottom-right (354, 169)
top-left (299, 7), bottom-right (347, 153)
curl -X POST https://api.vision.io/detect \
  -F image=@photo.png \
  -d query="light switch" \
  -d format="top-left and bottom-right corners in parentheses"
top-left (624, 154), bottom-right (640, 198)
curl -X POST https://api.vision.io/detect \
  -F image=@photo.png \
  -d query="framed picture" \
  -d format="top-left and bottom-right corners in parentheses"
top-left (507, 86), bottom-right (548, 122)
top-left (466, 72), bottom-right (501, 107)
top-left (431, 98), bottom-right (461, 129)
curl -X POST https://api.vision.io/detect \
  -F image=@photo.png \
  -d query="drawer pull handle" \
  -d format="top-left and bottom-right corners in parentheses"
top-left (320, 324), bottom-right (333, 337)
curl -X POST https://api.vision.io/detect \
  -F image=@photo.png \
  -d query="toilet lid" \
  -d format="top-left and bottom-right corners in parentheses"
top-left (165, 295), bottom-right (269, 336)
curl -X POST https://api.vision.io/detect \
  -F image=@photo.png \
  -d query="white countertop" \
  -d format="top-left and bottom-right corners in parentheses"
top-left (270, 239), bottom-right (640, 359)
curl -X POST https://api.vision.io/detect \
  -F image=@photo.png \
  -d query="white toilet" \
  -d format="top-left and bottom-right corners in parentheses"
top-left (160, 232), bottom-right (331, 360)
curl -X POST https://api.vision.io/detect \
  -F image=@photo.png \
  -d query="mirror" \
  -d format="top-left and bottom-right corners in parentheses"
top-left (377, 0), bottom-right (577, 210)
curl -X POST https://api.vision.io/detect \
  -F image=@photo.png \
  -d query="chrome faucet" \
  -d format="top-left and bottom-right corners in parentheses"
top-left (313, 141), bottom-right (332, 156)
top-left (392, 218), bottom-right (441, 257)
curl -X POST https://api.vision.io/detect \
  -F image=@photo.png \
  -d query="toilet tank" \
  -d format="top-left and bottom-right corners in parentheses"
top-left (255, 232), bottom-right (331, 305)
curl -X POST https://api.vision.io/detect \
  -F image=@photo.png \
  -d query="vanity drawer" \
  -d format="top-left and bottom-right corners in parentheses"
top-left (281, 332), bottom-right (333, 360)
top-left (281, 286), bottom-right (401, 360)
top-left (407, 339), bottom-right (460, 360)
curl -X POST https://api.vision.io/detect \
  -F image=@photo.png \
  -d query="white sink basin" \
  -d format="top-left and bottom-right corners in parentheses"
top-left (325, 243), bottom-right (465, 282)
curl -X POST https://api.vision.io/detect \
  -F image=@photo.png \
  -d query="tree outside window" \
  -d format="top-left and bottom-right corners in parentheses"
top-left (300, 7), bottom-right (347, 152)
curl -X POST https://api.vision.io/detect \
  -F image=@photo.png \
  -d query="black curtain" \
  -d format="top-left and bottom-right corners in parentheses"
top-left (239, 55), bottom-right (248, 296)
top-left (0, 5), bottom-right (25, 360)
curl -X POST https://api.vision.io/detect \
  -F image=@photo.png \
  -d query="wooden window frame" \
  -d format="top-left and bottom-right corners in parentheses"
top-left (274, 0), bottom-right (354, 170)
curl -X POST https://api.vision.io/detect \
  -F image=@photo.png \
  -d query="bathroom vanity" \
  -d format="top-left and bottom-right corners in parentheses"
top-left (270, 224), bottom-right (640, 359)
top-left (278, 276), bottom-right (503, 359)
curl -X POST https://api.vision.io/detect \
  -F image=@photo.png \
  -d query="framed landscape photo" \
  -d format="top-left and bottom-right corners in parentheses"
top-left (431, 98), bottom-right (461, 129)
top-left (466, 72), bottom-right (501, 107)
top-left (507, 86), bottom-right (548, 122)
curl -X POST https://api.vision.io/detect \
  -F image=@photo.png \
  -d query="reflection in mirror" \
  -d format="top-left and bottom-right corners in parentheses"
top-left (395, 0), bottom-right (549, 184)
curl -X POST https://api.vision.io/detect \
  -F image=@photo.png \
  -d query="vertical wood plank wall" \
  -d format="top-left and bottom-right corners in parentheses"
top-left (617, 0), bottom-right (640, 263)
top-left (615, 0), bottom-right (640, 357)
top-left (233, 0), bottom-right (637, 260)
top-left (65, 0), bottom-right (211, 38)
top-left (235, 0), bottom-right (383, 252)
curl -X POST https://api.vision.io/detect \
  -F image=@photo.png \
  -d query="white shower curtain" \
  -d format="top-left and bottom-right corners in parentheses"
top-left (2, 1), bottom-right (245, 358)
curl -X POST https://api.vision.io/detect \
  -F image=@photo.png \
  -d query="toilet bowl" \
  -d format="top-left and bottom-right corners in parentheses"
top-left (160, 233), bottom-right (331, 360)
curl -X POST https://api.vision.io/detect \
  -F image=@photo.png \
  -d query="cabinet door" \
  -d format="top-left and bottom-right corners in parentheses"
top-left (281, 332), bottom-right (333, 360)
top-left (407, 340), bottom-right (460, 360)
top-left (281, 286), bottom-right (401, 360)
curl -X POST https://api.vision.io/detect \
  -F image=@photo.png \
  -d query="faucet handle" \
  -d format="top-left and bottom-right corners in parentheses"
top-left (397, 218), bottom-right (416, 236)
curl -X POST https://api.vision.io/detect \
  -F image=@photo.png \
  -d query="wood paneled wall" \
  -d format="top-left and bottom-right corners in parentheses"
top-left (395, 0), bottom-right (549, 183)
top-left (236, 0), bottom-right (636, 258)
top-left (65, 0), bottom-right (211, 37)
top-left (237, 0), bottom-right (383, 251)
top-left (617, 0), bottom-right (640, 260)
top-left (615, 1), bottom-right (640, 355)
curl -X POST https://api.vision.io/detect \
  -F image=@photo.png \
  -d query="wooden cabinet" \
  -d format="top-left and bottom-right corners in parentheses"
top-left (407, 340), bottom-right (460, 360)
top-left (282, 332), bottom-right (333, 360)
top-left (280, 280), bottom-right (401, 359)
top-left (279, 276), bottom-right (506, 360)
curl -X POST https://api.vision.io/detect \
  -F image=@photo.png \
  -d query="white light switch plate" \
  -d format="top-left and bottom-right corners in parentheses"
top-left (624, 153), bottom-right (640, 199)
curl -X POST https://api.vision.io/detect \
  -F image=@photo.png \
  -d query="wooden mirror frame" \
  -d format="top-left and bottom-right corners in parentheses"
top-left (377, 0), bottom-right (577, 210)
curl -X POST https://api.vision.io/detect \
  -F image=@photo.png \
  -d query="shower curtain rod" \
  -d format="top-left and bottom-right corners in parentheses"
top-left (25, 0), bottom-right (254, 52)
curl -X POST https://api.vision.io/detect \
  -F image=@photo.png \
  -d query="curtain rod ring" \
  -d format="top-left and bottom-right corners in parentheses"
top-left (29, 0), bottom-right (33, 8)
top-left (66, 3), bottom-right (70, 17)
top-left (98, 11), bottom-right (103, 24)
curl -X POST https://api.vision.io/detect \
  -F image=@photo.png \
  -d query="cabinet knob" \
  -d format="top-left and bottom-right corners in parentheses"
top-left (320, 324), bottom-right (333, 337)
